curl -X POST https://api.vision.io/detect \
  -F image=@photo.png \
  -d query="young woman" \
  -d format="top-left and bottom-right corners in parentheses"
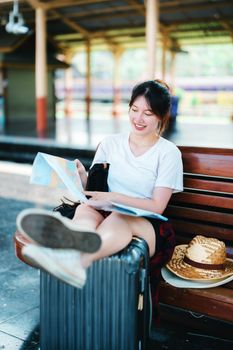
top-left (17, 80), bottom-right (183, 288)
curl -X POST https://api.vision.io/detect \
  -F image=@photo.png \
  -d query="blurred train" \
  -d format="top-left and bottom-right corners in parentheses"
top-left (55, 76), bottom-right (233, 102)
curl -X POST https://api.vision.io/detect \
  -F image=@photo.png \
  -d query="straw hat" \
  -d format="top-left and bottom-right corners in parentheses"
top-left (166, 235), bottom-right (233, 282)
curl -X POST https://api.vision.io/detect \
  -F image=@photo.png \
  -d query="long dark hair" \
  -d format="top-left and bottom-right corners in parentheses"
top-left (129, 79), bottom-right (171, 134)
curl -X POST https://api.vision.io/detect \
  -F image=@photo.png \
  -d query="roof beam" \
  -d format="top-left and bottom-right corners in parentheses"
top-left (55, 27), bottom-right (146, 41)
top-left (0, 31), bottom-right (33, 53)
top-left (32, 0), bottom-right (231, 14)
top-left (125, 0), bottom-right (145, 16)
top-left (49, 8), bottom-right (123, 50)
top-left (161, 0), bottom-right (227, 8)
top-left (220, 20), bottom-right (233, 41)
top-left (26, 1), bottom-right (91, 39)
top-left (162, 16), bottom-right (233, 27)
top-left (47, 9), bottom-right (91, 39)
top-left (26, 0), bottom-right (47, 10)
top-left (45, 5), bottom-right (142, 21)
top-left (43, 0), bottom-right (111, 10)
top-left (3, 0), bottom-right (232, 15)
top-left (160, 0), bottom-right (230, 14)
top-left (61, 17), bottom-right (91, 38)
top-left (75, 10), bottom-right (141, 22)
top-left (54, 33), bottom-right (231, 50)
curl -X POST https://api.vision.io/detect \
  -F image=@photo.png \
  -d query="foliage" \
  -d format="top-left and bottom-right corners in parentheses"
top-left (72, 44), bottom-right (233, 79)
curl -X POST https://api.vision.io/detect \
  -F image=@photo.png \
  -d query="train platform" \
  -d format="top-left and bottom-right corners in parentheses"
top-left (0, 116), bottom-right (232, 167)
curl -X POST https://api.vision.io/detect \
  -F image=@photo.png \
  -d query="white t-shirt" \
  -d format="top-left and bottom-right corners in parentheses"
top-left (91, 132), bottom-right (183, 199)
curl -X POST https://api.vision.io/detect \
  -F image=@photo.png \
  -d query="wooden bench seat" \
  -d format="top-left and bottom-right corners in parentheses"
top-left (160, 146), bottom-right (233, 328)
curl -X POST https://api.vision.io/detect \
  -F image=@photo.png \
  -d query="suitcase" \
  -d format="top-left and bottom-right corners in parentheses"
top-left (40, 237), bottom-right (151, 350)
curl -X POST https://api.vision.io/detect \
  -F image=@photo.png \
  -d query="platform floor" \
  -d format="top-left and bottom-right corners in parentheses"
top-left (1, 112), bottom-right (233, 150)
top-left (0, 162), bottom-right (233, 349)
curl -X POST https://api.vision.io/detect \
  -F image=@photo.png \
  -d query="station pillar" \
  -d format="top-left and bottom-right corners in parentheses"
top-left (35, 7), bottom-right (47, 137)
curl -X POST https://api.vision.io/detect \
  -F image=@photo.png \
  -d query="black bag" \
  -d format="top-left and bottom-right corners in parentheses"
top-left (53, 163), bottom-right (109, 219)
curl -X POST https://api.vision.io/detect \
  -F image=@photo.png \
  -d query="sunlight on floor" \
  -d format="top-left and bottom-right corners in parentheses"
top-left (0, 161), bottom-right (32, 175)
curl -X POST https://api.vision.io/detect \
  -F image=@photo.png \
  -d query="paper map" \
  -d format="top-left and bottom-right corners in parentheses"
top-left (30, 152), bottom-right (167, 221)
top-left (30, 152), bottom-right (87, 202)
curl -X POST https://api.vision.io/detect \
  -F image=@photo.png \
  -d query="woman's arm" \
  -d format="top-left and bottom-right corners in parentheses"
top-left (84, 187), bottom-right (173, 215)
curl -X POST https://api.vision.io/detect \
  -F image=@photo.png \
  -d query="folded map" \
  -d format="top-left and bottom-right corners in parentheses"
top-left (30, 152), bottom-right (167, 221)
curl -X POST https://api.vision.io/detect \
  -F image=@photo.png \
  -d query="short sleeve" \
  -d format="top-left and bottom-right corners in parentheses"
top-left (91, 138), bottom-right (108, 166)
top-left (155, 147), bottom-right (183, 193)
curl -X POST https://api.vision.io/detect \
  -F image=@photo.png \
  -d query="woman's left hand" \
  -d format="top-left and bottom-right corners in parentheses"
top-left (84, 191), bottom-right (116, 203)
top-left (84, 191), bottom-right (118, 209)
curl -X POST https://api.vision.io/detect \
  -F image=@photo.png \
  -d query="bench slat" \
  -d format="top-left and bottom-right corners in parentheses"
top-left (184, 178), bottom-right (233, 194)
top-left (172, 192), bottom-right (233, 210)
top-left (180, 146), bottom-right (233, 178)
top-left (159, 304), bottom-right (233, 340)
top-left (165, 206), bottom-right (233, 226)
top-left (171, 220), bottom-right (233, 241)
top-left (159, 281), bottom-right (233, 323)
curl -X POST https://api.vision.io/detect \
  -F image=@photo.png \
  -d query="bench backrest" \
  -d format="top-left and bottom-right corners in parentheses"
top-left (164, 146), bottom-right (233, 257)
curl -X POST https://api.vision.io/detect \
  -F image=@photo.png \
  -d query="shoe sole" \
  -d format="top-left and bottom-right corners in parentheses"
top-left (17, 209), bottom-right (101, 253)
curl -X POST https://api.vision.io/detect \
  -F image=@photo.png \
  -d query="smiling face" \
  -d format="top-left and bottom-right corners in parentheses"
top-left (129, 80), bottom-right (171, 135)
top-left (129, 95), bottom-right (160, 137)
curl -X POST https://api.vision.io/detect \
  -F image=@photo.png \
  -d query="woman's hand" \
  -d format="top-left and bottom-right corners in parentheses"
top-left (84, 191), bottom-right (117, 208)
top-left (84, 191), bottom-right (116, 202)
top-left (86, 188), bottom-right (173, 215)
top-left (74, 159), bottom-right (87, 189)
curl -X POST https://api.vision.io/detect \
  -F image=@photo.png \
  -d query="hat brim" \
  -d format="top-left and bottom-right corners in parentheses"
top-left (166, 245), bottom-right (233, 282)
top-left (161, 267), bottom-right (233, 289)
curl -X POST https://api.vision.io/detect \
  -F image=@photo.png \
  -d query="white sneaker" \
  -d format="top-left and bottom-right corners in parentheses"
top-left (22, 244), bottom-right (87, 289)
top-left (17, 208), bottom-right (101, 253)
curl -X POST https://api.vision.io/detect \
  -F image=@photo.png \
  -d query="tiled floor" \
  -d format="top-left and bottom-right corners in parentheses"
top-left (0, 165), bottom-right (59, 349)
top-left (0, 198), bottom-right (40, 349)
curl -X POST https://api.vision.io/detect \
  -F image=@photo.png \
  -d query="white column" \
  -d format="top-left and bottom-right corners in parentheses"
top-left (170, 51), bottom-right (176, 90)
top-left (112, 48), bottom-right (123, 118)
top-left (35, 7), bottom-right (47, 136)
top-left (161, 34), bottom-right (168, 80)
top-left (85, 40), bottom-right (91, 120)
top-left (64, 51), bottom-right (74, 118)
top-left (145, 0), bottom-right (159, 79)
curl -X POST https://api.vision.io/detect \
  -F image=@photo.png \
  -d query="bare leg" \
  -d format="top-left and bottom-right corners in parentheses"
top-left (80, 212), bottom-right (156, 267)
top-left (72, 203), bottom-right (105, 230)
top-left (19, 206), bottom-right (156, 288)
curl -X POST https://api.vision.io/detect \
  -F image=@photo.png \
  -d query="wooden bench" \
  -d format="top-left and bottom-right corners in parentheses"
top-left (159, 146), bottom-right (233, 336)
top-left (14, 146), bottom-right (233, 337)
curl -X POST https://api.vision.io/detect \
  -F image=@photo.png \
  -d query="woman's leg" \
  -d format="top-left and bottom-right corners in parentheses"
top-left (19, 207), bottom-right (156, 288)
top-left (72, 203), bottom-right (105, 230)
top-left (81, 212), bottom-right (156, 267)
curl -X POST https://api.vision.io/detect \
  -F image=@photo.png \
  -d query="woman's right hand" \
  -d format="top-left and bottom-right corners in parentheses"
top-left (74, 159), bottom-right (87, 189)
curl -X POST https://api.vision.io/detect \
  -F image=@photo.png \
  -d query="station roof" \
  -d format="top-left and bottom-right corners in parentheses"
top-left (0, 0), bottom-right (232, 55)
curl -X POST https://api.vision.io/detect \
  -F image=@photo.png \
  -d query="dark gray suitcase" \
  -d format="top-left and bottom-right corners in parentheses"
top-left (40, 238), bottom-right (151, 350)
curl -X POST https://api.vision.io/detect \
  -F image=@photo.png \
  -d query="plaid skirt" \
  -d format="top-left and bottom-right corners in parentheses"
top-left (148, 219), bottom-right (176, 325)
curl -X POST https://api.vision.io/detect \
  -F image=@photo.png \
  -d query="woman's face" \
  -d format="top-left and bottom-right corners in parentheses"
top-left (129, 95), bottom-right (160, 136)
